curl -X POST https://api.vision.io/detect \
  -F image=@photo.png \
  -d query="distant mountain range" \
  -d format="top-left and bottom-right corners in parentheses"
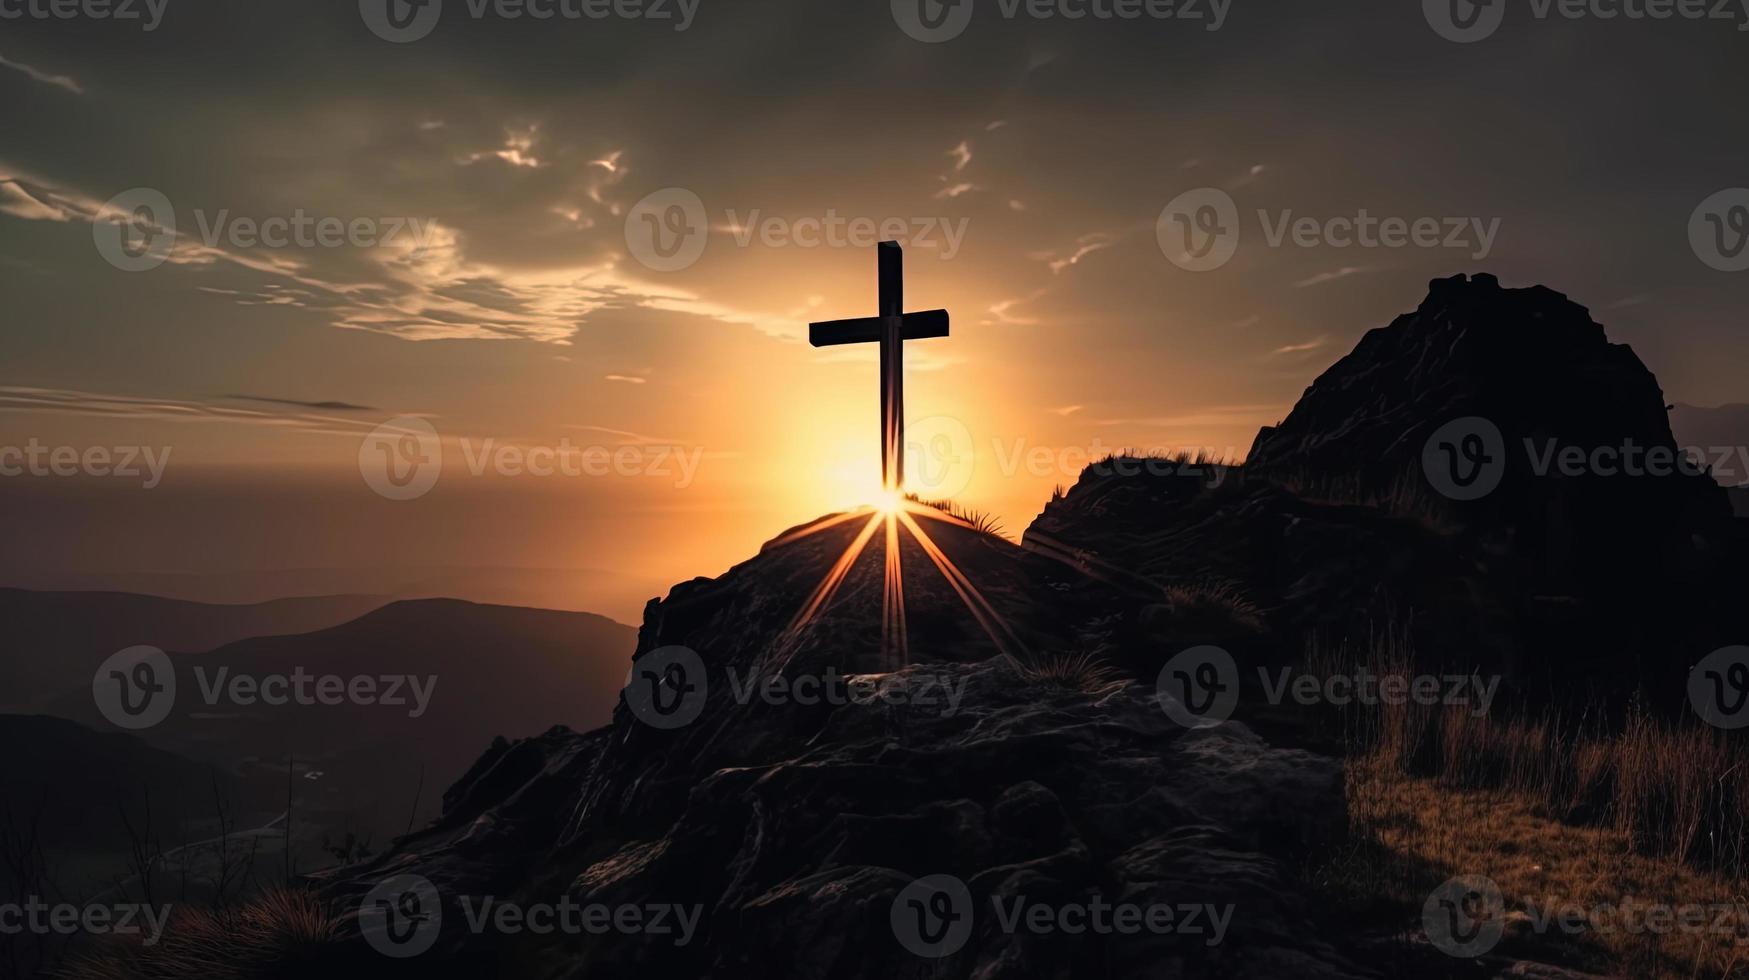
top-left (5, 591), bottom-right (638, 869)
top-left (0, 589), bottom-right (387, 714)
top-left (0, 563), bottom-right (656, 625)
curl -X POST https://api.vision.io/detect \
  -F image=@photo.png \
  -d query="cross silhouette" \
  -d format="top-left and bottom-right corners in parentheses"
top-left (809, 241), bottom-right (950, 491)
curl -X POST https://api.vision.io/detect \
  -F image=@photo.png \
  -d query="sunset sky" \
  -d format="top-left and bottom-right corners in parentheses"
top-left (3, 0), bottom-right (1747, 621)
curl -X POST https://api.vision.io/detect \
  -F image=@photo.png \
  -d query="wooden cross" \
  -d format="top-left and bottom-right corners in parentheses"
top-left (809, 241), bottom-right (950, 491)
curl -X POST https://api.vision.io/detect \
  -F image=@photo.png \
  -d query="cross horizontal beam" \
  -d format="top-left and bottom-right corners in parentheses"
top-left (808, 310), bottom-right (950, 348)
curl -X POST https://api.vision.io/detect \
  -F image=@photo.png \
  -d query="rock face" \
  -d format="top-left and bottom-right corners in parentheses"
top-left (326, 662), bottom-right (1357, 979)
top-left (1247, 273), bottom-right (1730, 597)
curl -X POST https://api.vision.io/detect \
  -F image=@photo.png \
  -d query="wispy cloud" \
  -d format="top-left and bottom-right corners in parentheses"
top-left (1228, 163), bottom-right (1267, 188)
top-left (1270, 335), bottom-right (1329, 356)
top-left (1037, 233), bottom-right (1114, 275)
top-left (0, 161), bottom-right (793, 347)
top-left (461, 124), bottom-right (545, 168)
top-left (0, 54), bottom-right (83, 94)
top-left (0, 386), bottom-right (380, 438)
top-left (604, 374), bottom-right (647, 384)
top-left (0, 180), bottom-right (73, 221)
top-left (948, 140), bottom-right (972, 173)
top-left (563, 423), bottom-right (677, 445)
top-left (986, 288), bottom-right (1047, 326)
top-left (223, 394), bottom-right (376, 411)
top-left (1051, 405), bottom-right (1083, 416)
top-left (1294, 266), bottom-right (1370, 288)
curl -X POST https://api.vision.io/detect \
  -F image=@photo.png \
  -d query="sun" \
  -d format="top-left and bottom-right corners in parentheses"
top-left (872, 487), bottom-right (905, 515)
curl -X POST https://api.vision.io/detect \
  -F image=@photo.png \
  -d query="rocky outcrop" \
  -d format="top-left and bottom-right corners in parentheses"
top-left (1247, 273), bottom-right (1730, 595)
top-left (1027, 275), bottom-right (1749, 708)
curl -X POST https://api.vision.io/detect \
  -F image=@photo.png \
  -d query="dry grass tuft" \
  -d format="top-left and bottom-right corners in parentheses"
top-left (1017, 651), bottom-right (1127, 696)
top-left (1163, 580), bottom-right (1267, 634)
top-left (907, 495), bottom-right (1006, 537)
top-left (61, 888), bottom-right (341, 980)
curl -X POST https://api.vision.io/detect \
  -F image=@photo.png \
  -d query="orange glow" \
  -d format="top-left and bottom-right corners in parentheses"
top-left (763, 496), bottom-right (1030, 674)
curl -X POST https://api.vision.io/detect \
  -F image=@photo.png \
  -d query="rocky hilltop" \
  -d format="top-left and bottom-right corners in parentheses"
top-left (292, 275), bottom-right (1749, 979)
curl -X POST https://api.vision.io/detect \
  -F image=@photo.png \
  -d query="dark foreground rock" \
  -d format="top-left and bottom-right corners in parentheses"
top-left (320, 659), bottom-right (1357, 978)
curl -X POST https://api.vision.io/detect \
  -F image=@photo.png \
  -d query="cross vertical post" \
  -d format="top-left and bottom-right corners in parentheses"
top-left (808, 241), bottom-right (950, 498)
top-left (879, 242), bottom-right (903, 490)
